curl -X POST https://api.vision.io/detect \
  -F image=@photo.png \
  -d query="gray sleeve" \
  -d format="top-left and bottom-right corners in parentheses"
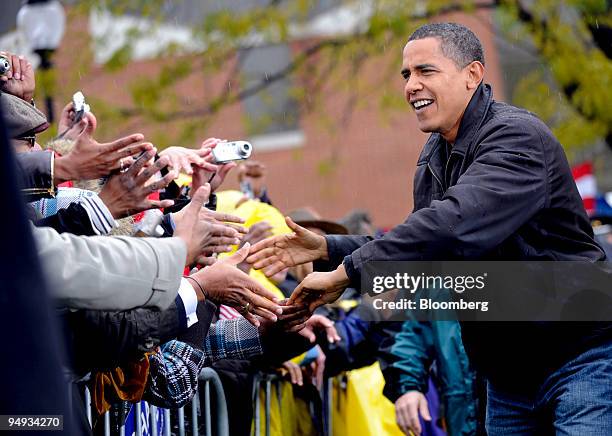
top-left (33, 225), bottom-right (187, 310)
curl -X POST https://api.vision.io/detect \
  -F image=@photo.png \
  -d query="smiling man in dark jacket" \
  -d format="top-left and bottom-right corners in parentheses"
top-left (248, 23), bottom-right (610, 435)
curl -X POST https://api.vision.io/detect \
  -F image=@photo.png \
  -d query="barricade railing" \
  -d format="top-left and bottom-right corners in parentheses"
top-left (85, 368), bottom-right (336, 436)
top-left (251, 372), bottom-right (282, 436)
top-left (250, 371), bottom-right (337, 436)
top-left (84, 367), bottom-right (229, 436)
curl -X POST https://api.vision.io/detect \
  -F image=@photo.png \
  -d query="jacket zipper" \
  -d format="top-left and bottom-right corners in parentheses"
top-left (443, 153), bottom-right (453, 190)
top-left (427, 162), bottom-right (444, 191)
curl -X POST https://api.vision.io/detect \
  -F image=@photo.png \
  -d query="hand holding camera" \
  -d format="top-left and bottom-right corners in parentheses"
top-left (57, 92), bottom-right (91, 140)
top-left (0, 52), bottom-right (35, 102)
top-left (192, 137), bottom-right (252, 194)
top-left (211, 140), bottom-right (252, 164)
top-left (0, 56), bottom-right (10, 76)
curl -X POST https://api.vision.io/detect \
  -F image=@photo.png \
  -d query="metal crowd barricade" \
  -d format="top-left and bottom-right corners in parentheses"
top-left (251, 372), bottom-right (283, 436)
top-left (193, 367), bottom-right (229, 436)
top-left (85, 367), bottom-right (229, 436)
top-left (251, 371), bottom-right (337, 436)
top-left (85, 367), bottom-right (337, 436)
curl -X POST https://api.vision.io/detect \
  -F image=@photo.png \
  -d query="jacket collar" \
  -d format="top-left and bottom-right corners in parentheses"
top-left (452, 82), bottom-right (493, 156)
top-left (417, 83), bottom-right (493, 165)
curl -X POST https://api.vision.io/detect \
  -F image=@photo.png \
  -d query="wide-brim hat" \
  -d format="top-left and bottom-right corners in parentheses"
top-left (287, 208), bottom-right (348, 235)
top-left (0, 92), bottom-right (49, 138)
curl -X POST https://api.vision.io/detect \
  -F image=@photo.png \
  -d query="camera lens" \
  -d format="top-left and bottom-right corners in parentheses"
top-left (239, 142), bottom-right (251, 157)
top-left (0, 58), bottom-right (10, 75)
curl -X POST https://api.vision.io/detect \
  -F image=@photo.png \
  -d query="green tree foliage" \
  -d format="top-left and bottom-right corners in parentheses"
top-left (498, 0), bottom-right (611, 154)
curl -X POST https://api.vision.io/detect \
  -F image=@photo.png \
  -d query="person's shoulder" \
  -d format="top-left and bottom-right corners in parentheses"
top-left (486, 100), bottom-right (552, 135)
top-left (470, 100), bottom-right (564, 161)
top-left (478, 100), bottom-right (559, 148)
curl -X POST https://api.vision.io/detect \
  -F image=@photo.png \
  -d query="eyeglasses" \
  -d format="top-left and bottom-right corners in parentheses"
top-left (16, 135), bottom-right (36, 148)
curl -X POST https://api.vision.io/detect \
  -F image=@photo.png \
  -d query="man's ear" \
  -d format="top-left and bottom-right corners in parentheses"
top-left (466, 61), bottom-right (485, 90)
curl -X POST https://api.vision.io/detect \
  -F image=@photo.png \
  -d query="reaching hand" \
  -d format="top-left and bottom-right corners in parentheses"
top-left (192, 138), bottom-right (236, 193)
top-left (54, 114), bottom-right (152, 182)
top-left (172, 200), bottom-right (246, 263)
top-left (310, 346), bottom-right (326, 390)
top-left (57, 102), bottom-right (95, 141)
top-left (236, 221), bottom-right (273, 274)
top-left (395, 391), bottom-right (431, 435)
top-left (197, 208), bottom-right (247, 236)
top-left (241, 221), bottom-right (273, 247)
top-left (289, 266), bottom-right (350, 314)
top-left (246, 217), bottom-right (328, 277)
top-left (0, 52), bottom-right (35, 101)
top-left (281, 361), bottom-right (303, 386)
top-left (173, 185), bottom-right (242, 265)
top-left (98, 150), bottom-right (178, 218)
top-left (159, 145), bottom-right (218, 175)
top-left (297, 314), bottom-right (341, 344)
top-left (189, 243), bottom-right (283, 327)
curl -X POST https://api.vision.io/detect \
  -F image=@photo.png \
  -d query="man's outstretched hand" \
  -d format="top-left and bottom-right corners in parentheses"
top-left (174, 184), bottom-right (241, 265)
top-left (297, 314), bottom-right (341, 344)
top-left (54, 114), bottom-right (152, 183)
top-left (274, 266), bottom-right (350, 332)
top-left (289, 266), bottom-right (350, 314)
top-left (98, 150), bottom-right (178, 218)
top-left (172, 198), bottom-right (246, 264)
top-left (189, 243), bottom-right (283, 327)
top-left (246, 217), bottom-right (328, 277)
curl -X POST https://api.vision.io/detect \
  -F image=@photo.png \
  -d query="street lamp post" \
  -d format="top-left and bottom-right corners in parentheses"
top-left (17, 0), bottom-right (66, 122)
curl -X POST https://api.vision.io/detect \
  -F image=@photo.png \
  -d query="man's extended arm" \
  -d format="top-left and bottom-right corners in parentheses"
top-left (285, 118), bottom-right (549, 314)
top-left (33, 224), bottom-right (187, 310)
top-left (343, 119), bottom-right (547, 286)
top-left (315, 234), bottom-right (373, 271)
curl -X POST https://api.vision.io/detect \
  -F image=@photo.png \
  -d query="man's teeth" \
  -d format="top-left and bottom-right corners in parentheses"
top-left (413, 99), bottom-right (434, 109)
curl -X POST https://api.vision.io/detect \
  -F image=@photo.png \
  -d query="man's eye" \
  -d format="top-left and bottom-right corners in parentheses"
top-left (422, 70), bottom-right (434, 75)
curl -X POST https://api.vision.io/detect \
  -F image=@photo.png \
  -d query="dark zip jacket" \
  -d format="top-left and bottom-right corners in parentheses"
top-left (324, 83), bottom-right (609, 392)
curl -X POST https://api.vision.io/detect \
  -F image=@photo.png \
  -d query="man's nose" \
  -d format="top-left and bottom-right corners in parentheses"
top-left (404, 75), bottom-right (422, 98)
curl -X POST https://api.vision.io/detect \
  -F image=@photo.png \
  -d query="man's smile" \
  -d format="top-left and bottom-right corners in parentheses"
top-left (411, 98), bottom-right (435, 111)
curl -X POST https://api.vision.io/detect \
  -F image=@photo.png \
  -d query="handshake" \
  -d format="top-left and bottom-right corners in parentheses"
top-left (239, 216), bottom-right (352, 331)
top-left (173, 192), bottom-right (349, 334)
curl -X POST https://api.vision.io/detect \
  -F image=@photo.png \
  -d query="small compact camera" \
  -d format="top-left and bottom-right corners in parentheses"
top-left (72, 91), bottom-right (90, 123)
top-left (212, 141), bottom-right (252, 164)
top-left (0, 56), bottom-right (11, 76)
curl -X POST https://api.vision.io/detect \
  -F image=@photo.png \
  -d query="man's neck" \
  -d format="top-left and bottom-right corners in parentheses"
top-left (441, 124), bottom-right (459, 145)
top-left (440, 110), bottom-right (465, 145)
top-left (441, 89), bottom-right (479, 145)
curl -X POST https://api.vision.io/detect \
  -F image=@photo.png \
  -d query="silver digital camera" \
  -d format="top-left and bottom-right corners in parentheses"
top-left (72, 91), bottom-right (90, 123)
top-left (0, 56), bottom-right (11, 76)
top-left (212, 141), bottom-right (252, 164)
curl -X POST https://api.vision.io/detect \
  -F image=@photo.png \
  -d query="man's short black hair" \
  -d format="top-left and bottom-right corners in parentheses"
top-left (408, 22), bottom-right (485, 67)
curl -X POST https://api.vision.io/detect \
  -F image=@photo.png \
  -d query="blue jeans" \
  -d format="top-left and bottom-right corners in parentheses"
top-left (486, 341), bottom-right (612, 435)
